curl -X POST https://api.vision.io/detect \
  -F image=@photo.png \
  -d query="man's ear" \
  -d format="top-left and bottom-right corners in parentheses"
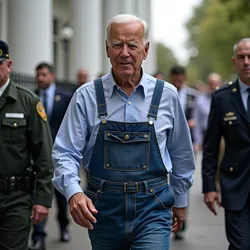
top-left (106, 40), bottom-right (110, 58)
top-left (143, 42), bottom-right (150, 60)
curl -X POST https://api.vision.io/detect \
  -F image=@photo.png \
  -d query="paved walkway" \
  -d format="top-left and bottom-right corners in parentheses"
top-left (41, 152), bottom-right (228, 250)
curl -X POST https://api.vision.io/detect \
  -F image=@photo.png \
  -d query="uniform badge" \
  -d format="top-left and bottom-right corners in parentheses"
top-left (36, 101), bottom-right (47, 121)
top-left (224, 112), bottom-right (236, 121)
top-left (225, 112), bottom-right (235, 117)
top-left (55, 95), bottom-right (61, 102)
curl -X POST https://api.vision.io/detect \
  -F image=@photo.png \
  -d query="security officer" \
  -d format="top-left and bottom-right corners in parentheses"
top-left (52, 14), bottom-right (195, 250)
top-left (28, 62), bottom-right (72, 250)
top-left (0, 41), bottom-right (53, 250)
top-left (202, 38), bottom-right (250, 250)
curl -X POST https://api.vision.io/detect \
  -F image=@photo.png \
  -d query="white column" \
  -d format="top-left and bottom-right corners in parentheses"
top-left (0, 0), bottom-right (8, 41)
top-left (8, 0), bottom-right (53, 75)
top-left (137, 0), bottom-right (156, 75)
top-left (69, 0), bottom-right (101, 82)
top-left (120, 0), bottom-right (135, 14)
top-left (101, 0), bottom-right (121, 75)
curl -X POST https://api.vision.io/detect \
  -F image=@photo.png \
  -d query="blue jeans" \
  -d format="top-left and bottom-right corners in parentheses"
top-left (87, 182), bottom-right (175, 250)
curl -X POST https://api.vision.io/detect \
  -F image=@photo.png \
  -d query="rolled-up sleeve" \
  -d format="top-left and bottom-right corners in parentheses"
top-left (52, 92), bottom-right (89, 201)
top-left (167, 95), bottom-right (195, 208)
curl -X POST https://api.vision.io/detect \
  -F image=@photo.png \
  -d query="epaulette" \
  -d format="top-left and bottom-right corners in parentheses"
top-left (214, 81), bottom-right (232, 93)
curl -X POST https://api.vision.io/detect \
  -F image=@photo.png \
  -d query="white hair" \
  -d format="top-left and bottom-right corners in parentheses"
top-left (207, 72), bottom-right (222, 82)
top-left (106, 14), bottom-right (149, 46)
top-left (233, 38), bottom-right (250, 55)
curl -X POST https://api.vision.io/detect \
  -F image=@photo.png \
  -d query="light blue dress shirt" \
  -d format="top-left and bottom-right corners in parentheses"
top-left (52, 71), bottom-right (195, 208)
top-left (39, 83), bottom-right (56, 119)
top-left (238, 78), bottom-right (250, 111)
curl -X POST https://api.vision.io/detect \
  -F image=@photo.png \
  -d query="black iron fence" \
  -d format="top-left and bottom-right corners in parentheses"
top-left (10, 72), bottom-right (77, 94)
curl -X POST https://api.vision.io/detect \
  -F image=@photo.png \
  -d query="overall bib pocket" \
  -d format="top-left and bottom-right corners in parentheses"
top-left (104, 131), bottom-right (151, 171)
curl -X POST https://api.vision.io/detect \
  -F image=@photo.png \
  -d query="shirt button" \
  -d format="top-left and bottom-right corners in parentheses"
top-left (13, 123), bottom-right (17, 127)
top-left (229, 167), bottom-right (233, 172)
top-left (128, 101), bottom-right (132, 105)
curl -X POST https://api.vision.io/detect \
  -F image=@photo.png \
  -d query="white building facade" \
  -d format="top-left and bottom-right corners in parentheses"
top-left (0, 0), bottom-right (156, 82)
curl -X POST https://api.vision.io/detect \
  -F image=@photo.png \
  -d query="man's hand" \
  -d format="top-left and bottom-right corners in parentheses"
top-left (187, 119), bottom-right (196, 129)
top-left (204, 191), bottom-right (221, 215)
top-left (193, 144), bottom-right (202, 153)
top-left (30, 205), bottom-right (49, 224)
top-left (172, 207), bottom-right (186, 233)
top-left (69, 192), bottom-right (98, 230)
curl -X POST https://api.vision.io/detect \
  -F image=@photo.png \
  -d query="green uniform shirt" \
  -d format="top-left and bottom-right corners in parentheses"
top-left (0, 80), bottom-right (53, 207)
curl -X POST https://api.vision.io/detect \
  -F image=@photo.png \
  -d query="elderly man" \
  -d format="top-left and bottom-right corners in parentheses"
top-left (52, 14), bottom-right (195, 250)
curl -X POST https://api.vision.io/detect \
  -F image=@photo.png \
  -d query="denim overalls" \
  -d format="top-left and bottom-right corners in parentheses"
top-left (86, 78), bottom-right (175, 250)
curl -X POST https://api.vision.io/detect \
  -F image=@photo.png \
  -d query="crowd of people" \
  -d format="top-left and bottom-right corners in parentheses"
top-left (0, 13), bottom-right (249, 250)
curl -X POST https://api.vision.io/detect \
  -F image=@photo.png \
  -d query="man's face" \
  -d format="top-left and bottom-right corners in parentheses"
top-left (36, 67), bottom-right (55, 90)
top-left (77, 70), bottom-right (88, 86)
top-left (208, 77), bottom-right (221, 91)
top-left (0, 59), bottom-right (12, 87)
top-left (106, 21), bottom-right (149, 80)
top-left (169, 74), bottom-right (186, 90)
top-left (232, 41), bottom-right (250, 85)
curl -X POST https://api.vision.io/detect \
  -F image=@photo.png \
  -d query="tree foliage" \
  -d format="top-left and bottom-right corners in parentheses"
top-left (185, 0), bottom-right (250, 82)
top-left (155, 43), bottom-right (178, 80)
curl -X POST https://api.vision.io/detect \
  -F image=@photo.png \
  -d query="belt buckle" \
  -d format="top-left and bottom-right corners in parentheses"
top-left (123, 182), bottom-right (139, 193)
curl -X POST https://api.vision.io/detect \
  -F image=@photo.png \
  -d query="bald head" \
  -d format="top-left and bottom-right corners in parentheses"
top-left (207, 73), bottom-right (222, 91)
top-left (77, 68), bottom-right (88, 86)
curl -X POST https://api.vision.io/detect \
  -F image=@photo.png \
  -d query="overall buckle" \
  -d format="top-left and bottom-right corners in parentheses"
top-left (123, 182), bottom-right (139, 193)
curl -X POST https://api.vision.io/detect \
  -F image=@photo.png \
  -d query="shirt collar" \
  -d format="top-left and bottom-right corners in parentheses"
top-left (0, 78), bottom-right (10, 97)
top-left (39, 82), bottom-right (56, 95)
top-left (238, 78), bottom-right (249, 94)
top-left (105, 68), bottom-right (148, 98)
top-left (1, 79), bottom-right (18, 100)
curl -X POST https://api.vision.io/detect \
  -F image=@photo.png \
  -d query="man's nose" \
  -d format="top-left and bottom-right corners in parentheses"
top-left (243, 55), bottom-right (250, 64)
top-left (120, 45), bottom-right (129, 57)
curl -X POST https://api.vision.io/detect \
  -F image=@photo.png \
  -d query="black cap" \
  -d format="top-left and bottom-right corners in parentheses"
top-left (0, 40), bottom-right (10, 61)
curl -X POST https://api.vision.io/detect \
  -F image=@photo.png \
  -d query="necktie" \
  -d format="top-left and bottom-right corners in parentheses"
top-left (247, 88), bottom-right (250, 120)
top-left (43, 90), bottom-right (48, 114)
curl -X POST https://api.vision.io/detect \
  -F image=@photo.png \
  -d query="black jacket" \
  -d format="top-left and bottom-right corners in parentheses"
top-left (202, 80), bottom-right (250, 210)
top-left (35, 86), bottom-right (72, 141)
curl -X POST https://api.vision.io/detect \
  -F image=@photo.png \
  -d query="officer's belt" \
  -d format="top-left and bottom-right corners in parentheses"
top-left (88, 175), bottom-right (168, 193)
top-left (0, 176), bottom-right (28, 194)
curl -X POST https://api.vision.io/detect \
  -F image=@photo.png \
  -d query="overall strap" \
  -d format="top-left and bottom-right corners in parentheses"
top-left (148, 79), bottom-right (164, 119)
top-left (94, 78), bottom-right (107, 117)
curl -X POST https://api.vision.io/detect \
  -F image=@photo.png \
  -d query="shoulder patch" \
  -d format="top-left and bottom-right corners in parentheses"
top-left (36, 102), bottom-right (47, 121)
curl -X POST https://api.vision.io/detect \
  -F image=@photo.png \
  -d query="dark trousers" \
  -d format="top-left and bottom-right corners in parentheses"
top-left (225, 195), bottom-right (250, 250)
top-left (0, 191), bottom-right (32, 250)
top-left (32, 188), bottom-right (69, 242)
